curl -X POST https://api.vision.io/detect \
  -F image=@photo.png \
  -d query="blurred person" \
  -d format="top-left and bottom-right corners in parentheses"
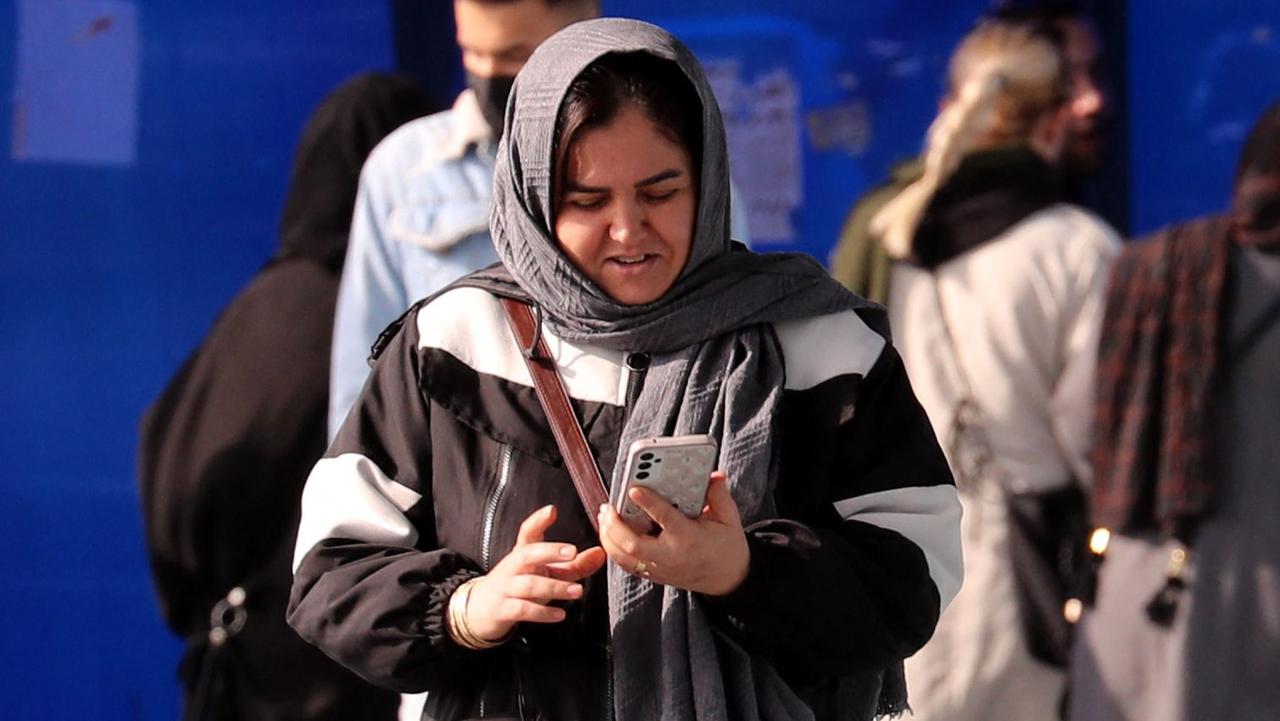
top-left (328, 0), bottom-right (600, 443)
top-left (287, 19), bottom-right (963, 721)
top-left (831, 0), bottom-right (1108, 300)
top-left (988, 0), bottom-right (1107, 176)
top-left (867, 20), bottom-right (1120, 721)
top-left (1070, 100), bottom-right (1280, 721)
top-left (137, 74), bottom-right (434, 721)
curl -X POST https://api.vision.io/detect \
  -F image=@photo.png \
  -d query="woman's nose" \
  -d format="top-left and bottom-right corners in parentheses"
top-left (608, 200), bottom-right (646, 245)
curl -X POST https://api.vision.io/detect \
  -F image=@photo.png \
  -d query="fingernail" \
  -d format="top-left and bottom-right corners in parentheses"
top-left (569, 583), bottom-right (583, 597)
top-left (599, 503), bottom-right (609, 515)
top-left (560, 545), bottom-right (574, 558)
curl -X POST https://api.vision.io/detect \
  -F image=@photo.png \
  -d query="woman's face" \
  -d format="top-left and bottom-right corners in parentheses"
top-left (554, 103), bottom-right (697, 306)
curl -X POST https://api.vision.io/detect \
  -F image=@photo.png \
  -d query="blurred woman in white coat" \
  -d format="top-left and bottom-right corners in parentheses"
top-left (869, 20), bottom-right (1120, 721)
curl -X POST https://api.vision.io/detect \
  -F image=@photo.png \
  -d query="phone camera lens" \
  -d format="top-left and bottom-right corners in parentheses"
top-left (640, 453), bottom-right (654, 461)
top-left (636, 472), bottom-right (650, 480)
top-left (639, 462), bottom-right (652, 470)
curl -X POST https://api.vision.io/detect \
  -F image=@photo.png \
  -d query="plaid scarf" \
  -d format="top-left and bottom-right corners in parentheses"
top-left (1091, 215), bottom-right (1231, 533)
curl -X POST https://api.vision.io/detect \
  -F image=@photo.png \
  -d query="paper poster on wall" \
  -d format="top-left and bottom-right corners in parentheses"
top-left (12, 0), bottom-right (140, 166)
top-left (706, 60), bottom-right (804, 244)
top-left (645, 6), bottom-right (991, 259)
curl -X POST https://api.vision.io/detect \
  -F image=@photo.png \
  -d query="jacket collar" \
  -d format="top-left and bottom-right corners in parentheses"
top-left (442, 89), bottom-right (494, 161)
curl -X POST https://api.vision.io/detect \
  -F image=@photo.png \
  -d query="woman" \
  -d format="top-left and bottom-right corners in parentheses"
top-left (869, 21), bottom-right (1120, 721)
top-left (288, 19), bottom-right (961, 721)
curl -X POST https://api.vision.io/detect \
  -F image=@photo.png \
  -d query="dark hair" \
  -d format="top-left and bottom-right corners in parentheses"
top-left (987, 0), bottom-right (1085, 22)
top-left (1237, 100), bottom-right (1280, 184)
top-left (986, 0), bottom-right (1086, 49)
top-left (460, 0), bottom-right (597, 7)
top-left (553, 51), bottom-right (704, 202)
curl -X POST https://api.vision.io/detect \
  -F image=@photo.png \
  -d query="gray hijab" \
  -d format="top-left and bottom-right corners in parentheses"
top-left (461, 17), bottom-right (902, 721)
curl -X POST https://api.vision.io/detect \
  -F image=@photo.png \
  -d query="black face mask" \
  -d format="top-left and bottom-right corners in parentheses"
top-left (466, 72), bottom-right (516, 140)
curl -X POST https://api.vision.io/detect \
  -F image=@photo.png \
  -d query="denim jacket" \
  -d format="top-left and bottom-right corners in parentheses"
top-left (329, 90), bottom-right (500, 438)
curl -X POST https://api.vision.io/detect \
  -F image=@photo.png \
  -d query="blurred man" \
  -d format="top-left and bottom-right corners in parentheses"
top-left (329, 0), bottom-right (600, 440)
top-left (830, 0), bottom-right (1109, 299)
top-left (991, 0), bottom-right (1108, 175)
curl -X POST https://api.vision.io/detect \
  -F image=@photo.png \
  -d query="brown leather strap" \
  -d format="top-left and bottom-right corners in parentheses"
top-left (500, 297), bottom-right (609, 530)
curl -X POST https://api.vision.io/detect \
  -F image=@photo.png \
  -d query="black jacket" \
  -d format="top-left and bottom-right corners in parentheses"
top-left (287, 285), bottom-right (963, 721)
top-left (138, 73), bottom-right (434, 721)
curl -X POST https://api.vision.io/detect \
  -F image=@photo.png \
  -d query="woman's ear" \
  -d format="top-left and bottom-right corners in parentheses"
top-left (1030, 103), bottom-right (1072, 164)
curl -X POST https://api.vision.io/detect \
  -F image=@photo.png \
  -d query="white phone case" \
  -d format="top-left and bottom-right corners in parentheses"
top-left (616, 434), bottom-right (718, 534)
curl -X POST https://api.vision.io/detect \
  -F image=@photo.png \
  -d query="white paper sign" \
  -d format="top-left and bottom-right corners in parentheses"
top-left (706, 60), bottom-right (803, 245)
top-left (12, 0), bottom-right (140, 165)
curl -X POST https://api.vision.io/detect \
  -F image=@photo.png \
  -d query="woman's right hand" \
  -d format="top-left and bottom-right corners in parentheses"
top-left (463, 505), bottom-right (607, 643)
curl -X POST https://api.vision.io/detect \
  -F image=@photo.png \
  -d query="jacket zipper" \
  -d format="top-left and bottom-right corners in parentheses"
top-left (481, 444), bottom-right (515, 571)
top-left (478, 445), bottom-right (513, 718)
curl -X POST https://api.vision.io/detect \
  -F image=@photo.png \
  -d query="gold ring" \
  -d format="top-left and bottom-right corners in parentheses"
top-left (634, 560), bottom-right (649, 575)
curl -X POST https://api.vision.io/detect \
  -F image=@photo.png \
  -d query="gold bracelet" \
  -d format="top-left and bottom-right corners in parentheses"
top-left (446, 578), bottom-right (508, 650)
top-left (446, 579), bottom-right (481, 648)
top-left (452, 593), bottom-right (490, 649)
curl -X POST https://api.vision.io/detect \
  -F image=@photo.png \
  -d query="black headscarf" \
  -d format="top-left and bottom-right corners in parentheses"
top-left (276, 73), bottom-right (435, 272)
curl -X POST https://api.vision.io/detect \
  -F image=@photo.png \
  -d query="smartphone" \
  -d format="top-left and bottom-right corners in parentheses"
top-left (615, 434), bottom-right (718, 534)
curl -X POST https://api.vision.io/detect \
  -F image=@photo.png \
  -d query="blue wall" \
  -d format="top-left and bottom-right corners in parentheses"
top-left (1, 1), bottom-right (1278, 718)
top-left (0, 1), bottom-right (391, 716)
top-left (1127, 0), bottom-right (1280, 234)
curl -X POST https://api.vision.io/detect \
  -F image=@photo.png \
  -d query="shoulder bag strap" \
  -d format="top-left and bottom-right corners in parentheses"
top-left (930, 278), bottom-right (1004, 490)
top-left (932, 276), bottom-right (1081, 490)
top-left (499, 297), bottom-right (609, 530)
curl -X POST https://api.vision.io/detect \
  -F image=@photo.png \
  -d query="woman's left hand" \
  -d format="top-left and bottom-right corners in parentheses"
top-left (597, 470), bottom-right (749, 596)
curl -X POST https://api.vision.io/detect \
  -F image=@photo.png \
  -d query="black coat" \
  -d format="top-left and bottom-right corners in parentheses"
top-left (286, 284), bottom-right (959, 721)
top-left (138, 73), bottom-right (435, 721)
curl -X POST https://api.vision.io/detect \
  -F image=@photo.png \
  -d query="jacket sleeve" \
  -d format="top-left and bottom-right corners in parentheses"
top-left (703, 338), bottom-right (962, 679)
top-left (290, 311), bottom-right (489, 693)
top-left (328, 165), bottom-right (412, 442)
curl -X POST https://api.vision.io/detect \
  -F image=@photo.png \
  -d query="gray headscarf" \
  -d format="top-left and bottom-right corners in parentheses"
top-left (460, 17), bottom-right (903, 721)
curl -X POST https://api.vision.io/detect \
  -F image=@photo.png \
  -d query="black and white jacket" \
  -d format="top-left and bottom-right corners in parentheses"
top-left (288, 286), bottom-right (963, 721)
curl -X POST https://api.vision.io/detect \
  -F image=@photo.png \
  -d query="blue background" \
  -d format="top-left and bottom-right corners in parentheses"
top-left (1, 0), bottom-right (1278, 717)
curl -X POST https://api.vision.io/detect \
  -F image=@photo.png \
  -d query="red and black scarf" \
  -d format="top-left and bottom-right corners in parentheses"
top-left (1091, 216), bottom-right (1231, 534)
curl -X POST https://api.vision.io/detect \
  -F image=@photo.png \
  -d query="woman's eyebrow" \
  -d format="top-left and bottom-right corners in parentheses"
top-left (564, 169), bottom-right (683, 195)
top-left (563, 181), bottom-right (608, 193)
top-left (635, 169), bottom-right (683, 188)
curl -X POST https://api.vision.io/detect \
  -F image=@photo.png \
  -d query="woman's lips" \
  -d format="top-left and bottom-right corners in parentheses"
top-left (606, 254), bottom-right (659, 275)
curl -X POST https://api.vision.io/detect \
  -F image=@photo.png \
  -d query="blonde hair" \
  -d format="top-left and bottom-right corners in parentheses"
top-left (871, 22), bottom-right (1067, 258)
